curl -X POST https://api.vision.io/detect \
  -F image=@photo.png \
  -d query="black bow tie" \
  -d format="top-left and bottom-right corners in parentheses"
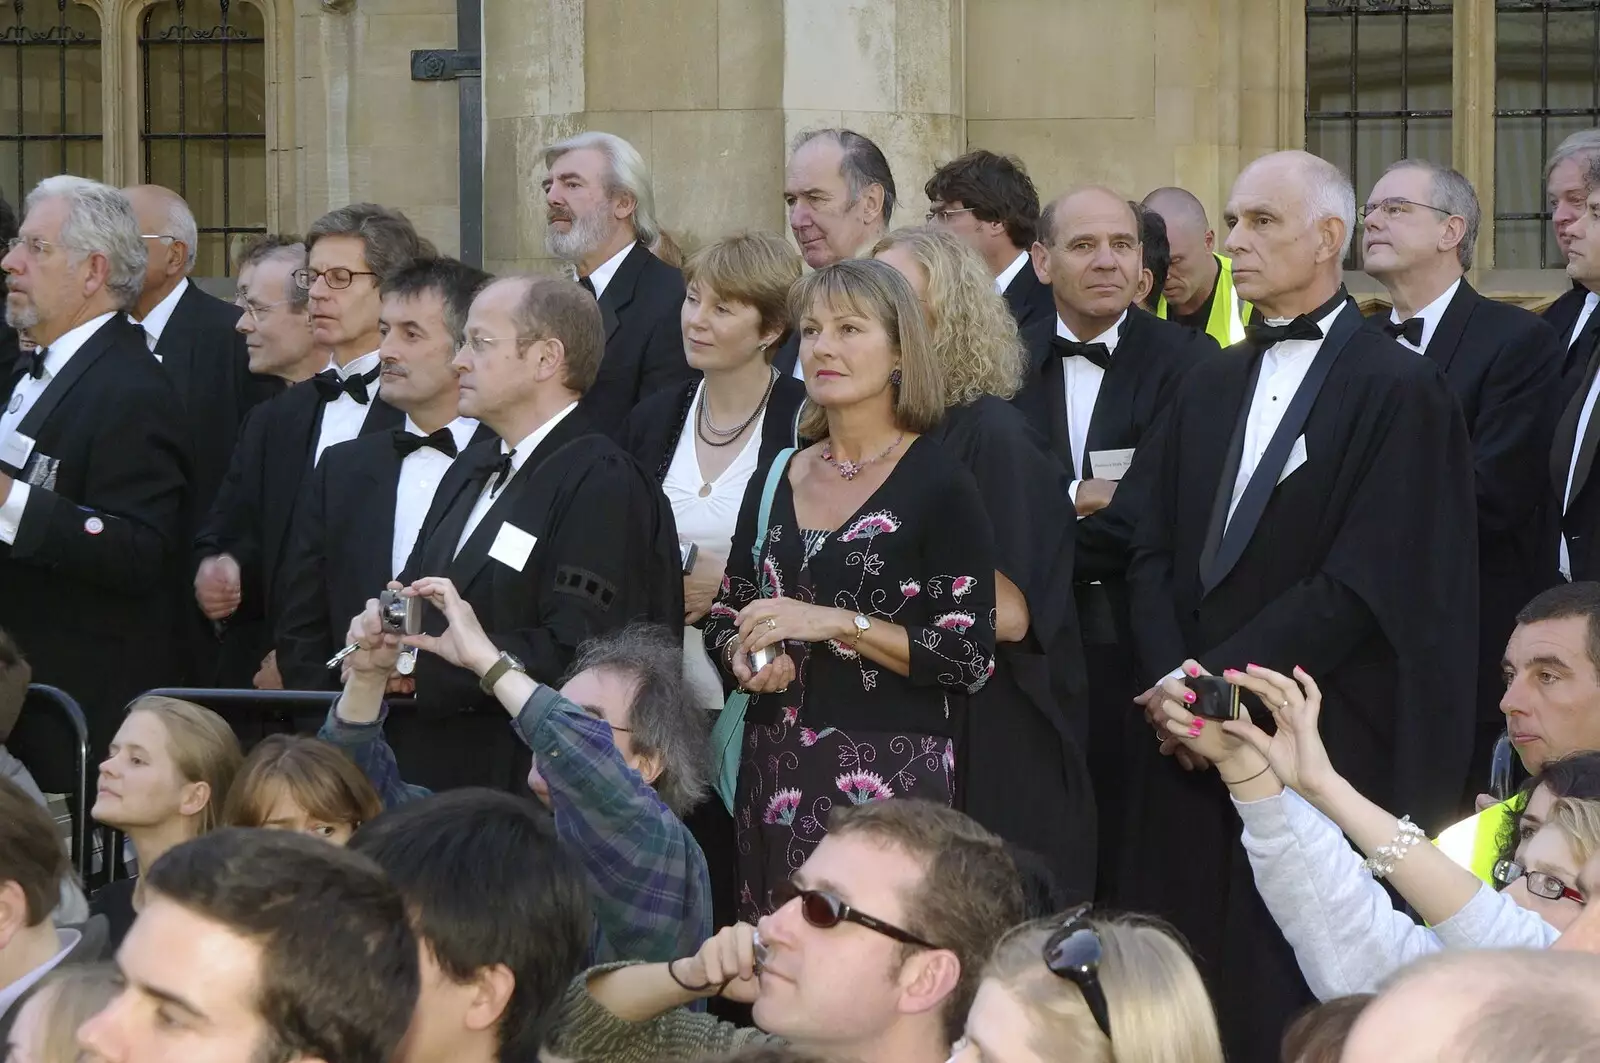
top-left (1383, 317), bottom-right (1425, 346)
top-left (1245, 316), bottom-right (1324, 347)
top-left (311, 366), bottom-right (378, 405)
top-left (1051, 337), bottom-right (1113, 371)
top-left (393, 427), bottom-right (458, 459)
top-left (485, 452), bottom-right (514, 495)
top-left (12, 346), bottom-right (46, 381)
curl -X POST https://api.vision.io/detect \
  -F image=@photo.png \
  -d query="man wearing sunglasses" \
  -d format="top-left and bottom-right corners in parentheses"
top-left (193, 203), bottom-right (414, 688)
top-left (552, 800), bottom-right (1025, 1063)
top-left (1360, 160), bottom-right (1566, 803)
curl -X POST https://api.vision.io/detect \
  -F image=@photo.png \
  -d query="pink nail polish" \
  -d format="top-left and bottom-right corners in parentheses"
top-left (1184, 664), bottom-right (1199, 677)
top-left (1187, 726), bottom-right (1202, 738)
top-left (1222, 668), bottom-right (1238, 677)
top-left (1183, 691), bottom-right (1196, 703)
top-left (1247, 662), bottom-right (1259, 670)
top-left (1194, 718), bottom-right (1205, 729)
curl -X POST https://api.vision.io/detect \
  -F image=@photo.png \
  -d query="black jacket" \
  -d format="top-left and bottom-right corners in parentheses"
top-left (619, 374), bottom-right (808, 484)
top-left (1002, 259), bottom-right (1055, 334)
top-left (582, 242), bottom-right (697, 436)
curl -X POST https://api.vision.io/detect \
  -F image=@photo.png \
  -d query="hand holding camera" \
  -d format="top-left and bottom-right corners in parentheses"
top-left (397, 576), bottom-right (500, 677)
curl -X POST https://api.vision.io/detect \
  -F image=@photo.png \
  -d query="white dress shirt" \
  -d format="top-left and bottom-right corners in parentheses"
top-left (0, 312), bottom-right (117, 544)
top-left (1570, 290), bottom-right (1600, 349)
top-left (313, 351), bottom-right (382, 465)
top-left (392, 415), bottom-right (480, 577)
top-left (1387, 277), bottom-right (1460, 354)
top-left (583, 242), bottom-right (634, 302)
top-left (0, 927), bottom-right (81, 1017)
top-left (1226, 302), bottom-right (1348, 527)
top-left (454, 401), bottom-right (579, 556)
top-left (1057, 311), bottom-right (1126, 502)
top-left (994, 251), bottom-right (1030, 295)
top-left (130, 277), bottom-right (189, 359)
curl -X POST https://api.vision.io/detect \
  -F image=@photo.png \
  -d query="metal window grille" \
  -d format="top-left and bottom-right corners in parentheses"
top-left (1305, 0), bottom-right (1455, 268)
top-left (0, 0), bottom-right (102, 210)
top-left (139, 0), bottom-right (266, 277)
top-left (1493, 0), bottom-right (1600, 269)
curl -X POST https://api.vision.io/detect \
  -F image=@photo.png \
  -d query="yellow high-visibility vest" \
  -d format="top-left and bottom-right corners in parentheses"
top-left (1435, 798), bottom-right (1520, 887)
top-left (1157, 253), bottom-right (1251, 347)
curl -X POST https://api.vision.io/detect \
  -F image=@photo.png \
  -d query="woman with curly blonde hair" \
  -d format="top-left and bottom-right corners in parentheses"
top-left (874, 226), bottom-right (1095, 904)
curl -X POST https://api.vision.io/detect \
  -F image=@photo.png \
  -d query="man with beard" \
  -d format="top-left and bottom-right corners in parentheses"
top-left (540, 132), bottom-right (692, 435)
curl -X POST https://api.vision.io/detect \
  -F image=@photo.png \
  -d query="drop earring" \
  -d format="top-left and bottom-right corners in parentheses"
top-left (890, 367), bottom-right (902, 386)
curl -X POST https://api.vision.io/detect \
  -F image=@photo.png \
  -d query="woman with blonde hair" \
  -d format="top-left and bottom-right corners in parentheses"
top-left (3, 963), bottom-right (120, 1063)
top-left (954, 909), bottom-right (1225, 1063)
top-left (87, 696), bottom-right (242, 947)
top-left (222, 732), bottom-right (382, 844)
top-left (874, 225), bottom-right (1095, 904)
top-left (702, 258), bottom-right (998, 919)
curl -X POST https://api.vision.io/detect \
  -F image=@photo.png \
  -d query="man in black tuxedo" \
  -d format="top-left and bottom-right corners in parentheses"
top-left (0, 176), bottom-right (188, 748)
top-left (233, 235), bottom-right (324, 386)
top-left (1127, 151), bottom-right (1478, 1063)
top-left (924, 149), bottom-right (1054, 332)
top-left (1554, 165), bottom-right (1600, 586)
top-left (276, 257), bottom-right (491, 690)
top-left (1362, 159), bottom-right (1564, 795)
top-left (398, 274), bottom-right (682, 790)
top-left (125, 185), bottom-right (283, 684)
top-left (1541, 131), bottom-right (1600, 396)
top-left (1010, 185), bottom-right (1213, 892)
top-left (539, 132), bottom-right (692, 435)
top-left (194, 204), bottom-right (417, 688)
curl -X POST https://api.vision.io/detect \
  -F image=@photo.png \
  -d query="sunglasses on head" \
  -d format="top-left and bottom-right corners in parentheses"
top-left (769, 879), bottom-right (940, 950)
top-left (1043, 904), bottom-right (1112, 1041)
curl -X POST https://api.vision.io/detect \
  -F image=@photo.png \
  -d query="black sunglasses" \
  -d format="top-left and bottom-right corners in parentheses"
top-left (770, 879), bottom-right (940, 950)
top-left (1043, 904), bottom-right (1112, 1041)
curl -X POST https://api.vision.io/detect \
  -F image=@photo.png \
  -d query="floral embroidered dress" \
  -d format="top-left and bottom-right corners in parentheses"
top-left (703, 436), bottom-right (998, 919)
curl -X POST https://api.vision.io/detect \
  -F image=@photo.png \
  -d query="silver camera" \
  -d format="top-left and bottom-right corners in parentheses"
top-left (749, 642), bottom-right (786, 673)
top-left (378, 589), bottom-right (422, 636)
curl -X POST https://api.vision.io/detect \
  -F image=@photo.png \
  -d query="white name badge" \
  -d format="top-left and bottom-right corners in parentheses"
top-left (0, 431), bottom-right (36, 471)
top-left (1089, 447), bottom-right (1136, 483)
top-left (488, 521), bottom-right (538, 572)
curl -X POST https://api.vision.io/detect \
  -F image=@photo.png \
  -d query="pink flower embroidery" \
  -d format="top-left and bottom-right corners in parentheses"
top-left (951, 575), bottom-right (976, 600)
top-left (900, 579), bottom-right (921, 598)
top-left (800, 727), bottom-right (820, 747)
top-left (840, 511), bottom-right (901, 541)
top-left (936, 611), bottom-right (976, 634)
top-left (709, 602), bottom-right (738, 621)
top-left (943, 743), bottom-right (956, 776)
top-left (836, 770), bottom-right (894, 805)
top-left (761, 557), bottom-right (785, 599)
top-left (782, 705), bottom-right (799, 726)
top-left (764, 788), bottom-right (802, 826)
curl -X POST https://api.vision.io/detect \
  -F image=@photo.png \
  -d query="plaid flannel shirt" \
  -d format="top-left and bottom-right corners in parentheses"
top-left (319, 684), bottom-right (712, 964)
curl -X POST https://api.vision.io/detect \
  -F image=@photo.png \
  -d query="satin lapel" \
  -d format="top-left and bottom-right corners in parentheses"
top-left (1194, 349), bottom-right (1260, 584)
top-left (354, 442), bottom-right (403, 589)
top-left (1039, 353), bottom-right (1074, 471)
top-left (416, 438), bottom-right (495, 578)
top-left (1554, 347), bottom-right (1598, 490)
top-left (1084, 319), bottom-right (1142, 455)
top-left (1421, 280), bottom-right (1476, 378)
top-left (16, 318), bottom-right (123, 438)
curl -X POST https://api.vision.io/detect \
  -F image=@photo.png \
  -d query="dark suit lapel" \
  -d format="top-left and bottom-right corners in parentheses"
top-left (1420, 280), bottom-right (1476, 377)
top-left (596, 242), bottom-right (649, 343)
top-left (16, 317), bottom-right (123, 437)
top-left (417, 446), bottom-right (491, 579)
top-left (152, 283), bottom-right (215, 408)
top-left (358, 396), bottom-right (406, 435)
top-left (1084, 312), bottom-right (1144, 456)
top-left (1039, 354), bottom-right (1074, 472)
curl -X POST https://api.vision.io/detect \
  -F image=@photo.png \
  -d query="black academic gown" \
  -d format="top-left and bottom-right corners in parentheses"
top-left (1368, 282), bottom-right (1564, 798)
top-left (1544, 282), bottom-right (1599, 402)
top-left (931, 395), bottom-right (1097, 905)
top-left (193, 377), bottom-right (404, 686)
top-left (0, 316), bottom-right (190, 749)
top-left (1124, 298), bottom-right (1478, 1063)
top-left (396, 409), bottom-right (683, 791)
top-left (274, 421), bottom-right (498, 691)
top-left (153, 283), bottom-right (282, 682)
top-left (1011, 304), bottom-right (1212, 897)
top-left (1001, 260), bottom-right (1056, 335)
top-left (1552, 338), bottom-right (1600, 583)
top-left (582, 243), bottom-right (698, 437)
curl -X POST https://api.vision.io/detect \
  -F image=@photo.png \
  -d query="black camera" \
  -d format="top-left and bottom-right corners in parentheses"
top-left (1188, 675), bottom-right (1240, 721)
top-left (378, 589), bottom-right (422, 636)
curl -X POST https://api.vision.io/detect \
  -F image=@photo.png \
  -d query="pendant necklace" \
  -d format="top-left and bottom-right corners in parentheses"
top-left (822, 433), bottom-right (905, 481)
top-left (696, 369), bottom-right (778, 496)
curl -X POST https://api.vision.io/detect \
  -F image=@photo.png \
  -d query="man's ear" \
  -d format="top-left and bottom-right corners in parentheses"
top-left (0, 880), bottom-right (31, 951)
top-left (895, 948), bottom-right (962, 1020)
top-left (1030, 241), bottom-right (1052, 286)
top-left (464, 963), bottom-right (516, 1033)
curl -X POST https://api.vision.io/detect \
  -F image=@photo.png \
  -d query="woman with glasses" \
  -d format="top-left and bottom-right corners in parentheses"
top-left (1148, 662), bottom-right (1600, 1000)
top-left (953, 909), bottom-right (1224, 1063)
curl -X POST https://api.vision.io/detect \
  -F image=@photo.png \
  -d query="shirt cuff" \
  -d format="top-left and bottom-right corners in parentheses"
top-left (1068, 478), bottom-right (1086, 520)
top-left (0, 480), bottom-right (31, 545)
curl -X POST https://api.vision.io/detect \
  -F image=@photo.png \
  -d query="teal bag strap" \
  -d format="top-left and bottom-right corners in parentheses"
top-left (711, 446), bottom-right (797, 814)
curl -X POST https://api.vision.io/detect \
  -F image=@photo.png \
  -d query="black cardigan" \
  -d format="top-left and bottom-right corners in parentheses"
top-left (620, 374), bottom-right (809, 484)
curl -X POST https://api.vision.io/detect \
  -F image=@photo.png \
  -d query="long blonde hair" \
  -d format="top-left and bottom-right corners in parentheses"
top-left (125, 696), bottom-right (243, 836)
top-left (22, 964), bottom-right (121, 1063)
top-left (872, 226), bottom-right (1027, 404)
top-left (983, 912), bottom-right (1225, 1063)
top-left (789, 258), bottom-right (944, 442)
top-left (1551, 796), bottom-right (1600, 864)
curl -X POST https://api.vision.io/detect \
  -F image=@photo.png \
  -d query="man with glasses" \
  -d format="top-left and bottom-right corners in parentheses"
top-left (0, 176), bottom-right (188, 749)
top-left (924, 150), bottom-right (1054, 332)
top-left (232, 235), bottom-right (321, 385)
top-left (550, 799), bottom-right (1024, 1063)
top-left (194, 203), bottom-right (414, 689)
top-left (1362, 159), bottom-right (1565, 798)
top-left (392, 275), bottom-right (681, 788)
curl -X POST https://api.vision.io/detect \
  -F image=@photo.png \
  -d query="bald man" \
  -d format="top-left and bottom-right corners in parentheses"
top-left (1343, 950), bottom-right (1600, 1063)
top-left (1142, 186), bottom-right (1252, 346)
top-left (1011, 185), bottom-right (1215, 894)
top-left (125, 184), bottom-right (281, 683)
top-left (1126, 151), bottom-right (1477, 1063)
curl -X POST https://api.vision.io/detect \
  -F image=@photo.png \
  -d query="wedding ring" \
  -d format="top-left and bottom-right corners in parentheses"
top-left (764, 617), bottom-right (778, 630)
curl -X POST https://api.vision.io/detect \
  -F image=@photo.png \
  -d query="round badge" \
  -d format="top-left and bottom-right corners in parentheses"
top-left (396, 650), bottom-right (416, 676)
top-left (83, 516), bottom-right (104, 536)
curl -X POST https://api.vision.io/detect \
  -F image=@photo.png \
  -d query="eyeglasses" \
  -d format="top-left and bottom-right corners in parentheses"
top-left (140, 233), bottom-right (177, 245)
top-left (1043, 904), bottom-right (1112, 1041)
top-left (925, 206), bottom-right (978, 224)
top-left (4, 235), bottom-right (74, 257)
top-left (1494, 860), bottom-right (1587, 904)
top-left (293, 266), bottom-right (379, 291)
top-left (1357, 197), bottom-right (1455, 221)
top-left (232, 295), bottom-right (293, 323)
top-left (768, 879), bottom-right (940, 950)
